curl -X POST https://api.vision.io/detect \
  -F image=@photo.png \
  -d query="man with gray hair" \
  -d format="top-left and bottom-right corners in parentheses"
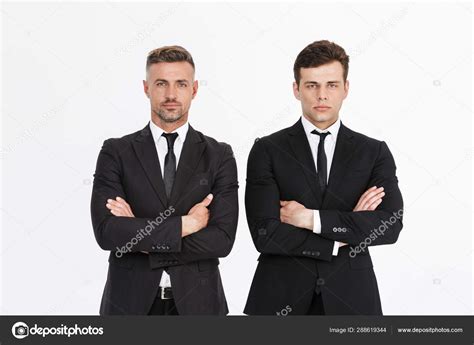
top-left (91, 46), bottom-right (238, 315)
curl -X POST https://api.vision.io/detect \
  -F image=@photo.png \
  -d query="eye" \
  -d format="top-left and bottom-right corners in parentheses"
top-left (307, 84), bottom-right (316, 89)
top-left (178, 83), bottom-right (188, 88)
top-left (329, 84), bottom-right (338, 88)
top-left (156, 82), bottom-right (166, 87)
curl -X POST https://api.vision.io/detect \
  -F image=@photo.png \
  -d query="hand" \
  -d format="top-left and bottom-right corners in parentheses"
top-left (106, 197), bottom-right (148, 253)
top-left (182, 194), bottom-right (213, 237)
top-left (280, 200), bottom-right (313, 230)
top-left (106, 196), bottom-right (135, 217)
top-left (353, 186), bottom-right (385, 212)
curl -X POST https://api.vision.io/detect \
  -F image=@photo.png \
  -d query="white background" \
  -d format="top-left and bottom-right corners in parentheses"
top-left (1, 1), bottom-right (472, 315)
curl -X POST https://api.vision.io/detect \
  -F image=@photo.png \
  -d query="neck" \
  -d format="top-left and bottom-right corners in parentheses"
top-left (151, 113), bottom-right (187, 133)
top-left (303, 114), bottom-right (338, 131)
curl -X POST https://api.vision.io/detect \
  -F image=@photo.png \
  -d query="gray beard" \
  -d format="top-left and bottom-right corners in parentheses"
top-left (156, 109), bottom-right (184, 123)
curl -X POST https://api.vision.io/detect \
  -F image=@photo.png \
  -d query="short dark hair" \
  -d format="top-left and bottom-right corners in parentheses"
top-left (146, 45), bottom-right (195, 72)
top-left (293, 40), bottom-right (349, 85)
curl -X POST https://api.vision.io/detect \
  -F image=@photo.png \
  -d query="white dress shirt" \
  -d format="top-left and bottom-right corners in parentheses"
top-left (301, 115), bottom-right (341, 256)
top-left (149, 120), bottom-right (189, 288)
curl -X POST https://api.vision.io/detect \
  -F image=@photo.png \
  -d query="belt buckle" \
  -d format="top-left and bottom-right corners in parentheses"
top-left (161, 287), bottom-right (171, 300)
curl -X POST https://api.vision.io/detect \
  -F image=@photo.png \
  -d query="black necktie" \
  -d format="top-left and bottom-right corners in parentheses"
top-left (162, 132), bottom-right (179, 200)
top-left (311, 130), bottom-right (330, 194)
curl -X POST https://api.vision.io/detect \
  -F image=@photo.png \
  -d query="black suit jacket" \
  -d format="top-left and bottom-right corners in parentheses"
top-left (244, 118), bottom-right (403, 315)
top-left (91, 123), bottom-right (238, 315)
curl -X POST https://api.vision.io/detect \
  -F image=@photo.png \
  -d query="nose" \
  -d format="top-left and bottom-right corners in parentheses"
top-left (317, 88), bottom-right (328, 101)
top-left (164, 86), bottom-right (177, 101)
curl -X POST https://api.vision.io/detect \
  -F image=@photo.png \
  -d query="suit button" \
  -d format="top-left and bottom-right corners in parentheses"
top-left (152, 246), bottom-right (156, 250)
top-left (315, 251), bottom-right (320, 256)
top-left (302, 250), bottom-right (308, 255)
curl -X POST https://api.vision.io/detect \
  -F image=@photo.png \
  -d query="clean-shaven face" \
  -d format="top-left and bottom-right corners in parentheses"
top-left (293, 60), bottom-right (349, 129)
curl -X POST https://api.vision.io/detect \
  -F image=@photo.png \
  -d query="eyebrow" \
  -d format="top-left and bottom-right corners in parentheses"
top-left (304, 80), bottom-right (341, 85)
top-left (154, 79), bottom-right (190, 83)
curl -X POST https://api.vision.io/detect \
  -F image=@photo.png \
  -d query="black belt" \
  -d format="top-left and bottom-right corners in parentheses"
top-left (159, 287), bottom-right (173, 300)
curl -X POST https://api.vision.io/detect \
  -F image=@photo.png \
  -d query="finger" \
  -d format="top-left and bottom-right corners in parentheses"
top-left (200, 193), bottom-right (214, 207)
top-left (367, 198), bottom-right (383, 211)
top-left (359, 186), bottom-right (378, 201)
top-left (107, 201), bottom-right (130, 216)
top-left (354, 188), bottom-right (375, 210)
top-left (354, 187), bottom-right (381, 211)
top-left (116, 197), bottom-right (134, 215)
top-left (359, 186), bottom-right (382, 203)
top-left (358, 188), bottom-right (384, 209)
top-left (106, 200), bottom-right (123, 211)
top-left (115, 196), bottom-right (129, 206)
top-left (110, 209), bottom-right (122, 216)
top-left (360, 191), bottom-right (385, 210)
top-left (115, 197), bottom-right (131, 210)
top-left (280, 200), bottom-right (288, 206)
top-left (107, 199), bottom-right (125, 209)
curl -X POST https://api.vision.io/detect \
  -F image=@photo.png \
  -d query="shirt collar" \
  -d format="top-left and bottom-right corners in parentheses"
top-left (149, 120), bottom-right (189, 143)
top-left (301, 115), bottom-right (341, 142)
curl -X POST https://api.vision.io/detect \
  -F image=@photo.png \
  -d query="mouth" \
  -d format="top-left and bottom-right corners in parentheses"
top-left (314, 106), bottom-right (331, 111)
top-left (162, 103), bottom-right (181, 108)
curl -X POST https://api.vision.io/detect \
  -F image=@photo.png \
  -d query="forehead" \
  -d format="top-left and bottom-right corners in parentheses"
top-left (147, 61), bottom-right (194, 80)
top-left (299, 61), bottom-right (344, 82)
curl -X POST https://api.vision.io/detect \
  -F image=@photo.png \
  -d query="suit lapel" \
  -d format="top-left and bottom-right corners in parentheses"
top-left (132, 124), bottom-right (168, 208)
top-left (287, 119), bottom-right (323, 206)
top-left (169, 125), bottom-right (206, 207)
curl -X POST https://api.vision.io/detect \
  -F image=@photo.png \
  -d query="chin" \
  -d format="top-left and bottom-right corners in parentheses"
top-left (309, 114), bottom-right (331, 123)
top-left (158, 112), bottom-right (184, 123)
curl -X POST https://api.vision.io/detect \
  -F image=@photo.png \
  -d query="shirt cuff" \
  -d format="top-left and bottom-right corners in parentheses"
top-left (332, 242), bottom-right (340, 256)
top-left (312, 210), bottom-right (321, 234)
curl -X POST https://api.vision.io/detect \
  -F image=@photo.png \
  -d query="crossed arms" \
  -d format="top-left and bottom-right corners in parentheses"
top-left (245, 138), bottom-right (403, 262)
top-left (91, 139), bottom-right (239, 265)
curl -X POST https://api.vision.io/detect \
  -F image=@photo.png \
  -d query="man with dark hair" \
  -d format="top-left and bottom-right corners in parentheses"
top-left (91, 45), bottom-right (238, 315)
top-left (244, 40), bottom-right (404, 315)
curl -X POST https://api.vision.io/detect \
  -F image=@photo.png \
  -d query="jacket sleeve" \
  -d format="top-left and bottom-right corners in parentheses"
top-left (91, 139), bottom-right (182, 254)
top-left (245, 138), bottom-right (335, 262)
top-left (319, 141), bottom-right (404, 247)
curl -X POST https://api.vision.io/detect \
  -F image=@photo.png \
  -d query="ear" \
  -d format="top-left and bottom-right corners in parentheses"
top-left (293, 81), bottom-right (301, 100)
top-left (343, 79), bottom-right (349, 100)
top-left (143, 80), bottom-right (150, 99)
top-left (192, 80), bottom-right (198, 99)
